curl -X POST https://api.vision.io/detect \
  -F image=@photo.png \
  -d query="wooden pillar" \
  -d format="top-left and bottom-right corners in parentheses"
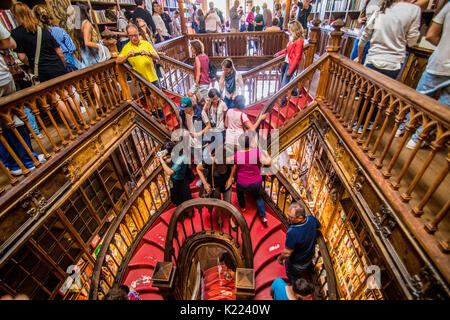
top-left (178, 0), bottom-right (187, 35)
top-left (306, 18), bottom-right (321, 66)
top-left (326, 19), bottom-right (344, 53)
top-left (284, 0), bottom-right (292, 30)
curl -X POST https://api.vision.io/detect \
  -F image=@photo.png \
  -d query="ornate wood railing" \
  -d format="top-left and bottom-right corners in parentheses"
top-left (158, 54), bottom-right (195, 97)
top-left (186, 31), bottom-right (289, 58)
top-left (121, 64), bottom-right (181, 131)
top-left (154, 35), bottom-right (189, 62)
top-left (262, 172), bottom-right (339, 300)
top-left (0, 60), bottom-right (182, 193)
top-left (89, 166), bottom-right (171, 300)
top-left (163, 198), bottom-right (253, 268)
top-left (256, 19), bottom-right (450, 286)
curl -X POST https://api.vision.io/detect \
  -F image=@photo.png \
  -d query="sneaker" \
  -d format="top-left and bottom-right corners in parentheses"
top-left (9, 168), bottom-right (23, 176)
top-left (406, 139), bottom-right (418, 150)
top-left (261, 217), bottom-right (268, 224)
top-left (395, 128), bottom-right (405, 138)
top-left (37, 154), bottom-right (47, 163)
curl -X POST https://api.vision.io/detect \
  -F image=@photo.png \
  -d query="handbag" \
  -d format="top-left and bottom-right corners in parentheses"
top-left (0, 49), bottom-right (26, 82)
top-left (97, 41), bottom-right (111, 62)
top-left (199, 163), bottom-right (222, 199)
top-left (30, 27), bottom-right (43, 86)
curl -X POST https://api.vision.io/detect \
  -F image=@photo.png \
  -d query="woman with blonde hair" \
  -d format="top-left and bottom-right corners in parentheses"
top-left (32, 4), bottom-right (84, 72)
top-left (10, 2), bottom-right (79, 129)
top-left (274, 20), bottom-right (304, 88)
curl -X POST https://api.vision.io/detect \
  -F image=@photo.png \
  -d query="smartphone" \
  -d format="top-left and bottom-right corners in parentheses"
top-left (157, 149), bottom-right (168, 157)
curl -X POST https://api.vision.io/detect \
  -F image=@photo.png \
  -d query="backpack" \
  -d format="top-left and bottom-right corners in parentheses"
top-left (208, 61), bottom-right (217, 81)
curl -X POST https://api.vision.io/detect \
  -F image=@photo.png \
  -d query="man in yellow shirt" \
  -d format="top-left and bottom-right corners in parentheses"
top-left (117, 24), bottom-right (161, 88)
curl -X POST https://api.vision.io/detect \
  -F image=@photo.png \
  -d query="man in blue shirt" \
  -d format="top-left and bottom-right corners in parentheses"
top-left (277, 202), bottom-right (321, 283)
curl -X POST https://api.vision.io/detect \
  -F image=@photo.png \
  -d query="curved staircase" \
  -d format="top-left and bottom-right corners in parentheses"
top-left (121, 178), bottom-right (290, 300)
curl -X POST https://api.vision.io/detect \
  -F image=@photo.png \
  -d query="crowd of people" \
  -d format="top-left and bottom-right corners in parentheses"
top-left (189, 1), bottom-right (312, 36)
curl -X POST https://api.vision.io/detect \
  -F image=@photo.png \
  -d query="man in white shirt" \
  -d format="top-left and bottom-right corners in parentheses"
top-left (205, 2), bottom-right (221, 33)
top-left (398, 2), bottom-right (450, 149)
top-left (354, 0), bottom-right (420, 133)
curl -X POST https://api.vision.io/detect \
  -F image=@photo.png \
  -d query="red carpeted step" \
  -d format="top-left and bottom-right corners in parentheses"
top-left (249, 215), bottom-right (282, 253)
top-left (122, 267), bottom-right (158, 294)
top-left (143, 221), bottom-right (168, 250)
top-left (127, 242), bottom-right (164, 269)
top-left (255, 260), bottom-right (287, 294)
top-left (139, 292), bottom-right (164, 300)
top-left (253, 230), bottom-right (285, 273)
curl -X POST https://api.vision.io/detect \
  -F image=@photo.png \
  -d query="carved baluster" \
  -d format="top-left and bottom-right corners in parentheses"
top-left (59, 89), bottom-right (82, 135)
top-left (37, 96), bottom-right (63, 149)
top-left (368, 97), bottom-right (397, 160)
top-left (66, 85), bottom-right (89, 130)
top-left (97, 69), bottom-right (116, 110)
top-left (336, 69), bottom-right (351, 116)
top-left (342, 74), bottom-right (360, 125)
top-left (424, 200), bottom-right (449, 234)
top-left (338, 73), bottom-right (356, 122)
top-left (382, 106), bottom-right (419, 178)
top-left (0, 126), bottom-right (25, 181)
top-left (116, 64), bottom-right (132, 103)
top-left (352, 84), bottom-right (373, 138)
top-left (49, 92), bottom-right (75, 141)
top-left (362, 92), bottom-right (388, 151)
top-left (415, 154), bottom-right (449, 218)
top-left (131, 75), bottom-right (143, 109)
top-left (93, 75), bottom-right (110, 114)
top-left (8, 110), bottom-right (40, 168)
top-left (83, 78), bottom-right (102, 118)
top-left (391, 118), bottom-right (436, 190)
top-left (302, 77), bottom-right (312, 109)
top-left (104, 68), bottom-right (119, 107)
top-left (347, 79), bottom-right (367, 132)
top-left (330, 66), bottom-right (343, 110)
top-left (375, 102), bottom-right (408, 169)
top-left (74, 81), bottom-right (96, 125)
top-left (401, 128), bottom-right (449, 202)
top-left (18, 102), bottom-right (50, 159)
top-left (106, 68), bottom-right (120, 107)
top-left (324, 61), bottom-right (337, 106)
top-left (357, 88), bottom-right (382, 144)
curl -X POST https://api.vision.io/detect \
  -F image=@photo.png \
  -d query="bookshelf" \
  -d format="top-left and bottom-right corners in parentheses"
top-left (70, 0), bottom-right (136, 38)
top-left (309, 0), bottom-right (447, 36)
top-left (0, 8), bottom-right (21, 64)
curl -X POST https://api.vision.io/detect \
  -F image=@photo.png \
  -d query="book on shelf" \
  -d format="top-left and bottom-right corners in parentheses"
top-left (93, 10), bottom-right (115, 24)
top-left (118, 0), bottom-right (136, 4)
top-left (0, 10), bottom-right (18, 31)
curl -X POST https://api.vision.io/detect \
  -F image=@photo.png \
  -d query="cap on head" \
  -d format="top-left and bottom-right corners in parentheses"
top-left (179, 97), bottom-right (193, 110)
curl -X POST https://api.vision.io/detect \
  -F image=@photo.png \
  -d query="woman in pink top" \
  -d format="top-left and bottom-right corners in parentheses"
top-left (226, 133), bottom-right (271, 224)
top-left (188, 39), bottom-right (210, 101)
top-left (246, 7), bottom-right (255, 31)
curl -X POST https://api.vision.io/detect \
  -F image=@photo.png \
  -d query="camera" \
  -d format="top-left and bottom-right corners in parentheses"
top-left (210, 121), bottom-right (216, 128)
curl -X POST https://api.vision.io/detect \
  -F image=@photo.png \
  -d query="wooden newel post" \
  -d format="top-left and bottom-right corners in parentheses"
top-left (178, 0), bottom-right (187, 35)
top-left (284, 0), bottom-right (292, 30)
top-left (326, 19), bottom-right (344, 53)
top-left (306, 18), bottom-right (321, 67)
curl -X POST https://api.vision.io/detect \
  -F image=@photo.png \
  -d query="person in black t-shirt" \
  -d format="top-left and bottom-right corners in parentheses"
top-left (132, 0), bottom-right (157, 35)
top-left (296, 0), bottom-right (312, 32)
top-left (10, 2), bottom-right (79, 129)
top-left (160, 9), bottom-right (174, 36)
top-left (197, 144), bottom-right (237, 230)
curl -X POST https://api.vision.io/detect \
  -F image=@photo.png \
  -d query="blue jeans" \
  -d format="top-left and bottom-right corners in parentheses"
top-left (236, 181), bottom-right (265, 217)
top-left (0, 125), bottom-right (38, 170)
top-left (24, 107), bottom-right (39, 135)
top-left (400, 70), bottom-right (450, 143)
top-left (223, 96), bottom-right (234, 109)
top-left (357, 64), bottom-right (401, 125)
top-left (350, 39), bottom-right (370, 65)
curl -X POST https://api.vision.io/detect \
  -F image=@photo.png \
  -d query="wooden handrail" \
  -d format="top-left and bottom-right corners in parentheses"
top-left (328, 53), bottom-right (450, 127)
top-left (163, 198), bottom-right (254, 269)
top-left (262, 171), bottom-right (339, 300)
top-left (89, 165), bottom-right (172, 300)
